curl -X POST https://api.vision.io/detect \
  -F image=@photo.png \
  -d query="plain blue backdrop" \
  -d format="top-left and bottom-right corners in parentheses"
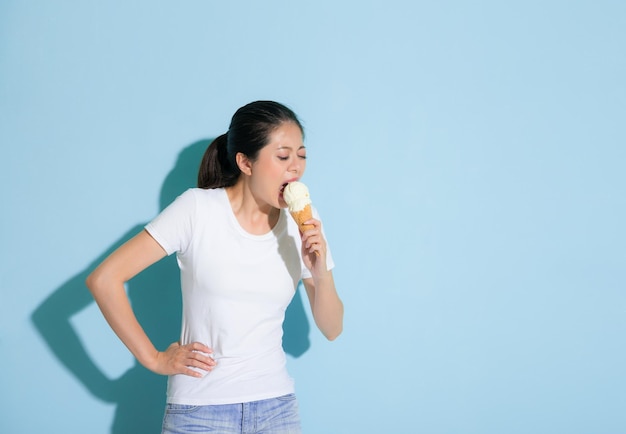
top-left (1, 1), bottom-right (625, 433)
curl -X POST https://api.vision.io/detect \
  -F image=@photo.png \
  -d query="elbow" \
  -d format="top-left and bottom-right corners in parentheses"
top-left (323, 323), bottom-right (343, 341)
top-left (85, 268), bottom-right (107, 297)
top-left (85, 272), bottom-right (98, 296)
top-left (86, 266), bottom-right (127, 301)
top-left (325, 328), bottom-right (342, 342)
top-left (322, 303), bottom-right (344, 341)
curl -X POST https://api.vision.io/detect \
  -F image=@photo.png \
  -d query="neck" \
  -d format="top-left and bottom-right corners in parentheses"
top-left (226, 181), bottom-right (279, 234)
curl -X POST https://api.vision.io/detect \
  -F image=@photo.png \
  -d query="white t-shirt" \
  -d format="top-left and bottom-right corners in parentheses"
top-left (145, 187), bottom-right (334, 405)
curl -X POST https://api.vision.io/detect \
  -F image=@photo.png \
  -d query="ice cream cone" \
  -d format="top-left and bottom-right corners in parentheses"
top-left (290, 203), bottom-right (314, 233)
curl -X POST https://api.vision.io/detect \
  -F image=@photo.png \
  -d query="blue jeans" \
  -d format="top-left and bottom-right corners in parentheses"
top-left (161, 394), bottom-right (302, 434)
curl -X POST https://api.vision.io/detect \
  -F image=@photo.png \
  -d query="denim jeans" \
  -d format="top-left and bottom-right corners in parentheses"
top-left (161, 393), bottom-right (302, 434)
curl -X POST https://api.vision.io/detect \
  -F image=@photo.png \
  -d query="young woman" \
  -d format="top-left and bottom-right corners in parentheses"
top-left (86, 101), bottom-right (343, 433)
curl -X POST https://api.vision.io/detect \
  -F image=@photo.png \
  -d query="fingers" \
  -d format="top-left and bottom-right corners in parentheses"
top-left (301, 219), bottom-right (325, 258)
top-left (158, 341), bottom-right (217, 378)
top-left (189, 341), bottom-right (212, 354)
top-left (185, 343), bottom-right (217, 376)
top-left (303, 236), bottom-right (323, 256)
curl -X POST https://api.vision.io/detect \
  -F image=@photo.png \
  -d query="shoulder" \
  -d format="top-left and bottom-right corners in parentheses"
top-left (175, 188), bottom-right (230, 221)
top-left (186, 188), bottom-right (228, 210)
top-left (186, 187), bottom-right (224, 200)
top-left (174, 187), bottom-right (224, 206)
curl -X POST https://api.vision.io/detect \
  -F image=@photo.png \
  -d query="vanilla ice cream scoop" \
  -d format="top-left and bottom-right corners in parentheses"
top-left (283, 181), bottom-right (312, 213)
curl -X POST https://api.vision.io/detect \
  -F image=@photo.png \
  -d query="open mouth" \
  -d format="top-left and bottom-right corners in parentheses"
top-left (279, 183), bottom-right (288, 200)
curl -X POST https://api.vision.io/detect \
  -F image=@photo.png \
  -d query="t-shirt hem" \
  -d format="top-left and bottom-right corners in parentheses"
top-left (165, 387), bottom-right (296, 406)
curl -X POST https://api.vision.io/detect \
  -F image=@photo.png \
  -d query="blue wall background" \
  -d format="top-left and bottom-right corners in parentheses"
top-left (1, 1), bottom-right (625, 433)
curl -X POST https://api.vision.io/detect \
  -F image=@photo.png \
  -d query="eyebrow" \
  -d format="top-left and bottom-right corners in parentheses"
top-left (277, 145), bottom-right (306, 150)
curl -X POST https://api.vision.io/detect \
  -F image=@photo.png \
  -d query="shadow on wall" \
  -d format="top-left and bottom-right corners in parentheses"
top-left (32, 139), bottom-right (311, 434)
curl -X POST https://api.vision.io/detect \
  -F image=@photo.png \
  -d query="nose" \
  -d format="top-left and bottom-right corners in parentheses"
top-left (290, 157), bottom-right (303, 174)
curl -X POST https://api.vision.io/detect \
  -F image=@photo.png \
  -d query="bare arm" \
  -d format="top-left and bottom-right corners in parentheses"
top-left (302, 273), bottom-right (343, 341)
top-left (86, 230), bottom-right (216, 377)
top-left (301, 219), bottom-right (344, 341)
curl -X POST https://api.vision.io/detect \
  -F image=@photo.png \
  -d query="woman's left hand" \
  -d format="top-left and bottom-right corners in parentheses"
top-left (300, 218), bottom-right (327, 274)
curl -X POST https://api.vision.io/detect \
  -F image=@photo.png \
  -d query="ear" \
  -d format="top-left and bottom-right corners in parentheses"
top-left (235, 152), bottom-right (253, 176)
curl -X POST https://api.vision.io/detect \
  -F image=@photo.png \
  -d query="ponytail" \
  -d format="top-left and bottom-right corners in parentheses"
top-left (197, 133), bottom-right (241, 189)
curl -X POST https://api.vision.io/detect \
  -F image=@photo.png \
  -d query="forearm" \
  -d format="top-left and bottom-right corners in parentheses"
top-left (87, 276), bottom-right (159, 371)
top-left (304, 272), bottom-right (344, 341)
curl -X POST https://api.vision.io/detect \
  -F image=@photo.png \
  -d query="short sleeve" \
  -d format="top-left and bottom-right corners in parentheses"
top-left (145, 189), bottom-right (197, 255)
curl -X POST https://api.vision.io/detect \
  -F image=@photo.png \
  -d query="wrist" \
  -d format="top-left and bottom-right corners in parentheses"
top-left (136, 347), bottom-right (160, 373)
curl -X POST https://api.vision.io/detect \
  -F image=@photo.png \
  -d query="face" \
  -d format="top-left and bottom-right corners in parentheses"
top-left (245, 122), bottom-right (307, 209)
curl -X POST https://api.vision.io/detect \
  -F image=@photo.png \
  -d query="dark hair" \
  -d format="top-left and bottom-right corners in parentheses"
top-left (198, 101), bottom-right (304, 189)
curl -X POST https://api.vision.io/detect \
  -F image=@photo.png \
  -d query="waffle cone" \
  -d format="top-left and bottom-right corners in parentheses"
top-left (290, 204), bottom-right (314, 232)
